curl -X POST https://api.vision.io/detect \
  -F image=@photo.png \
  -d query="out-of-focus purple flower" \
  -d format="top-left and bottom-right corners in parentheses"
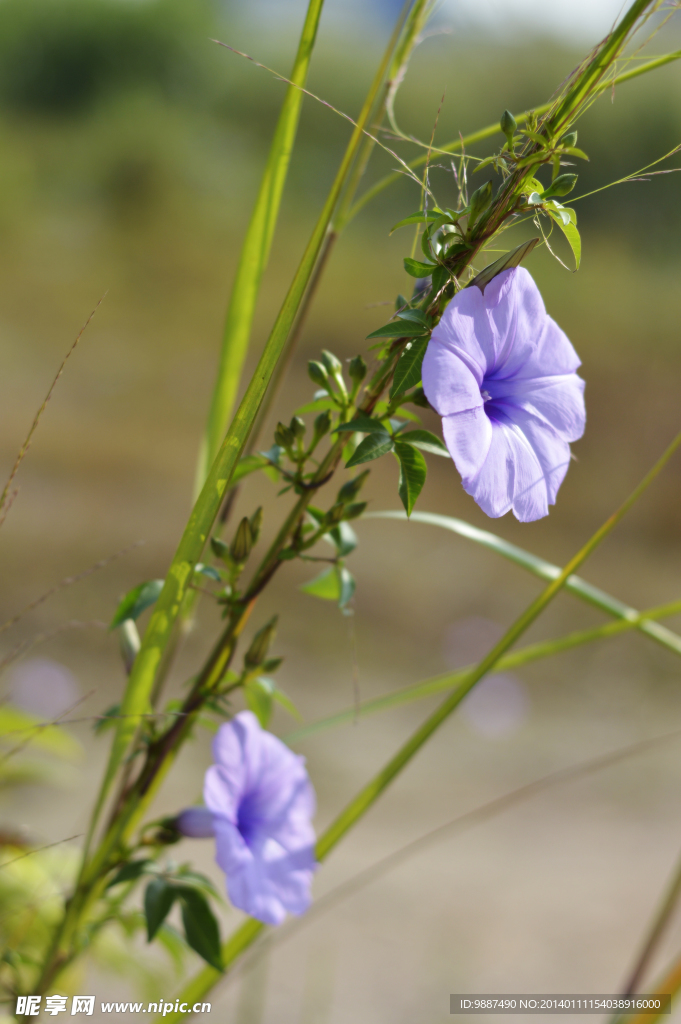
top-left (192, 711), bottom-right (316, 926)
top-left (422, 267), bottom-right (585, 522)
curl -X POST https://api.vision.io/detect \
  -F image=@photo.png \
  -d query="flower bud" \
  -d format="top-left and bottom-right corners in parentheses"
top-left (230, 517), bottom-right (254, 563)
top-left (308, 360), bottom-right (330, 389)
top-left (174, 806), bottom-right (215, 839)
top-left (500, 109), bottom-right (517, 143)
top-left (289, 415), bottom-right (306, 440)
top-left (561, 130), bottom-right (578, 148)
top-left (337, 469), bottom-right (369, 504)
top-left (348, 355), bottom-right (367, 385)
top-left (542, 173), bottom-right (577, 199)
top-left (210, 536), bottom-right (230, 562)
top-left (249, 506), bottom-right (263, 545)
top-left (274, 421), bottom-right (295, 449)
top-left (321, 349), bottom-right (342, 374)
top-left (245, 616), bottom-right (278, 668)
top-left (312, 410), bottom-right (332, 445)
top-left (468, 181), bottom-right (493, 225)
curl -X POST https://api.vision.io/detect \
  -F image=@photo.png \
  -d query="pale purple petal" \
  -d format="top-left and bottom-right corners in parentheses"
top-left (488, 374), bottom-right (585, 443)
top-left (422, 343), bottom-right (482, 415)
top-left (442, 407), bottom-right (492, 480)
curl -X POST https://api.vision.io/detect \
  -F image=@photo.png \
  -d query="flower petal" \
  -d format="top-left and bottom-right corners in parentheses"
top-left (422, 340), bottom-right (483, 415)
top-left (488, 373), bottom-right (586, 443)
top-left (464, 411), bottom-right (549, 521)
top-left (442, 407), bottom-right (493, 479)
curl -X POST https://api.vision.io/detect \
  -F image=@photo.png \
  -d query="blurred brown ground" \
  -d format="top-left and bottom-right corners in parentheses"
top-left (2, 2), bottom-right (681, 1020)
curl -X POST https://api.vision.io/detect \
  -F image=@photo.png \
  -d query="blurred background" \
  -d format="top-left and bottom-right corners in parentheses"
top-left (2, 0), bottom-right (681, 1019)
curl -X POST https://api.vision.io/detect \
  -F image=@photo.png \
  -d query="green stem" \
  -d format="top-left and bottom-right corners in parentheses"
top-left (620, 848), bottom-right (681, 997)
top-left (194, 0), bottom-right (326, 494)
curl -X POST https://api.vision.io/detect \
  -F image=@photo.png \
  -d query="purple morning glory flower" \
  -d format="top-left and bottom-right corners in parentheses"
top-left (422, 267), bottom-right (585, 522)
top-left (188, 711), bottom-right (316, 926)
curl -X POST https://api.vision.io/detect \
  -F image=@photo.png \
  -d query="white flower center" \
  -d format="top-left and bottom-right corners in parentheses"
top-left (481, 389), bottom-right (492, 402)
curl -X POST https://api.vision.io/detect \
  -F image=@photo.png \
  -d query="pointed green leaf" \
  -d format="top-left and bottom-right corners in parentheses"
top-left (469, 237), bottom-right (540, 293)
top-left (328, 521), bottom-right (358, 556)
top-left (366, 321), bottom-right (429, 340)
top-left (394, 442), bottom-right (427, 516)
top-left (403, 257), bottom-right (435, 278)
top-left (107, 859), bottom-right (153, 889)
top-left (145, 879), bottom-right (176, 942)
top-left (300, 566), bottom-right (340, 602)
top-left (346, 433), bottom-right (394, 468)
top-left (230, 454), bottom-right (271, 486)
top-left (396, 309), bottom-right (431, 328)
top-left (110, 580), bottom-right (165, 630)
top-left (270, 685), bottom-right (303, 721)
top-left (398, 429), bottom-right (450, 457)
top-left (548, 207), bottom-right (581, 269)
top-left (390, 209), bottom-right (443, 233)
top-left (178, 888), bottom-right (223, 971)
top-left (390, 337), bottom-right (429, 400)
top-left (335, 415), bottom-right (388, 434)
top-left (194, 564), bottom-right (223, 582)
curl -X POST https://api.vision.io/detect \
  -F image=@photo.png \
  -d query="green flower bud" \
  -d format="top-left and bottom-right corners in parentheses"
top-left (245, 616), bottom-right (278, 668)
top-left (561, 130), bottom-right (578, 148)
top-left (249, 507), bottom-right (263, 544)
top-left (321, 349), bottom-right (343, 374)
top-left (230, 516), bottom-right (254, 563)
top-left (289, 415), bottom-right (306, 440)
top-left (348, 355), bottom-right (367, 385)
top-left (500, 109), bottom-right (517, 142)
top-left (308, 360), bottom-right (330, 389)
top-left (542, 173), bottom-right (577, 199)
top-left (468, 181), bottom-right (493, 226)
top-left (337, 469), bottom-right (370, 504)
top-left (274, 421), bottom-right (295, 449)
top-left (312, 410), bottom-right (332, 444)
top-left (210, 537), bottom-right (230, 562)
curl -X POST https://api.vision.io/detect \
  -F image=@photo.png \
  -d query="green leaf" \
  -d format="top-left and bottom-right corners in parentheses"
top-left (145, 879), bottom-right (176, 942)
top-left (396, 309), bottom-right (431, 328)
top-left (178, 888), bottom-right (222, 971)
top-left (270, 685), bottom-right (303, 721)
top-left (366, 321), bottom-right (429, 340)
top-left (403, 257), bottom-right (435, 278)
top-left (295, 396), bottom-right (336, 415)
top-left (338, 567), bottom-right (356, 608)
top-left (335, 415), bottom-right (388, 434)
top-left (548, 206), bottom-right (581, 269)
top-left (469, 237), bottom-right (540, 293)
top-left (390, 209), bottom-right (443, 232)
top-left (110, 580), bottom-right (165, 630)
top-left (390, 337), bottom-right (429, 399)
top-left (300, 566), bottom-right (340, 602)
top-left (398, 429), bottom-right (450, 457)
top-left (244, 677), bottom-right (273, 727)
top-left (564, 146), bottom-right (589, 160)
top-left (431, 265), bottom-right (450, 292)
top-left (107, 859), bottom-right (153, 889)
top-left (394, 442), bottom-right (427, 516)
top-left (194, 564), bottom-right (223, 582)
top-left (346, 433), bottom-right (394, 468)
top-left (328, 521), bottom-right (358, 556)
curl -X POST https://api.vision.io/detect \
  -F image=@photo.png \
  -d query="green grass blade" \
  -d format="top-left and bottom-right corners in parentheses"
top-left (194, 0), bottom-right (325, 493)
top-left (285, 599), bottom-right (681, 742)
top-left (87, 0), bottom-right (416, 863)
top-left (347, 49), bottom-right (681, 224)
top-left (368, 511), bottom-right (681, 657)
